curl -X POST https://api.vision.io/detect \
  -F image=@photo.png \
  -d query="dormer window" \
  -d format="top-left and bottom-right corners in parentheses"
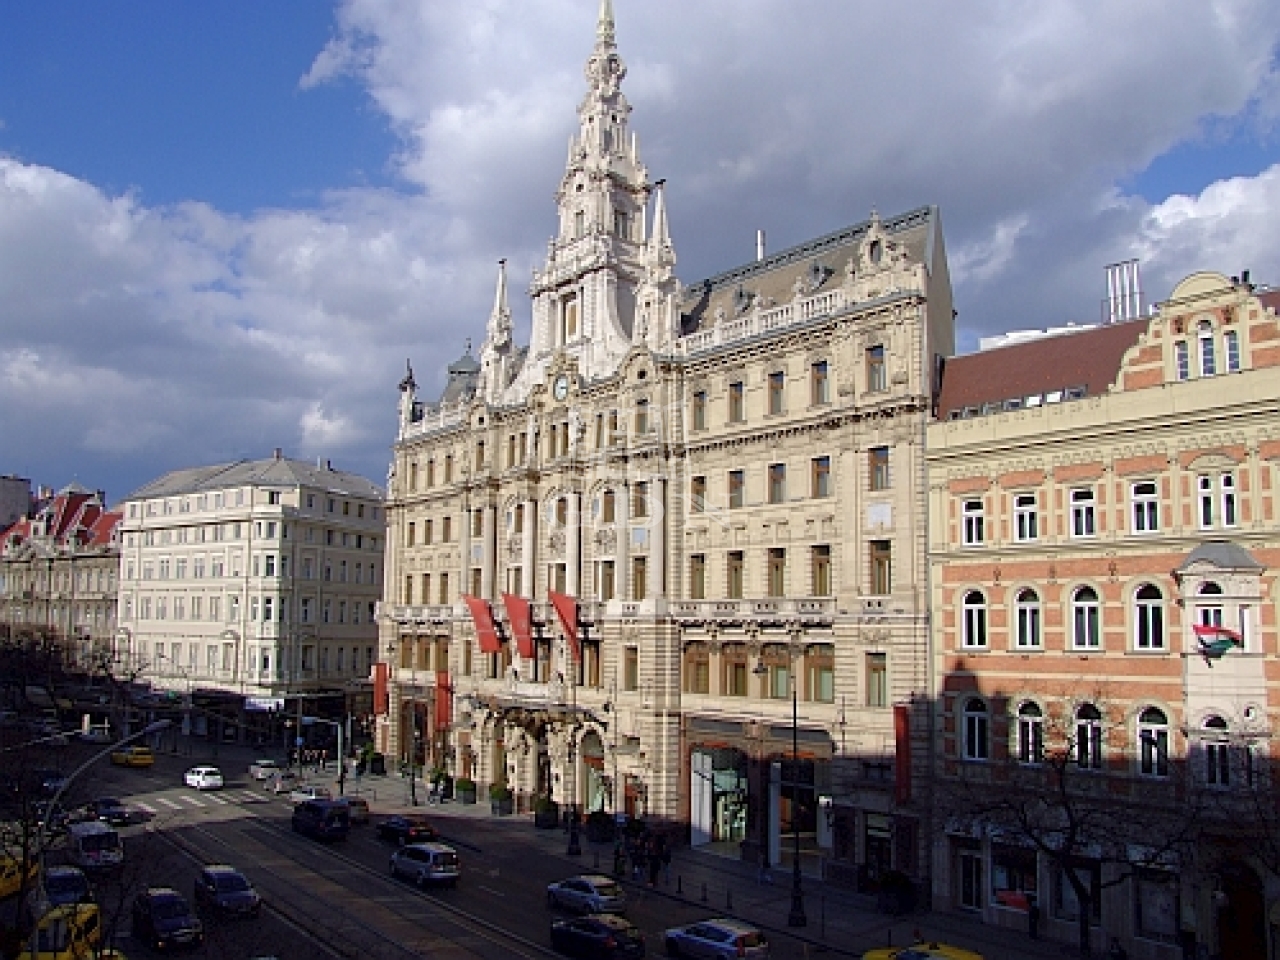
top-left (614, 211), bottom-right (630, 239)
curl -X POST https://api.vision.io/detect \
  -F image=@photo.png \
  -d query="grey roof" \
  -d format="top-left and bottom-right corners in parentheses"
top-left (1177, 541), bottom-right (1264, 572)
top-left (123, 457), bottom-right (384, 502)
top-left (438, 348), bottom-right (481, 405)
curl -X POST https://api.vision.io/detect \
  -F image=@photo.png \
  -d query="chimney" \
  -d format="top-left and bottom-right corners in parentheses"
top-left (273, 447), bottom-right (282, 460)
top-left (756, 229), bottom-right (766, 262)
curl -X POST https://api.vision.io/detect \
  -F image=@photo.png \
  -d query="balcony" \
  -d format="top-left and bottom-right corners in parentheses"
top-left (381, 603), bottom-right (458, 625)
top-left (669, 597), bottom-right (836, 626)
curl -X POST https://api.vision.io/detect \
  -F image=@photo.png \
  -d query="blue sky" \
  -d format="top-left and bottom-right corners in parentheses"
top-left (1, 0), bottom-right (1278, 504)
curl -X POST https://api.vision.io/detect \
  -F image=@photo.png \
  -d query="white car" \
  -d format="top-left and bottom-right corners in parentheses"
top-left (184, 766), bottom-right (224, 790)
top-left (289, 785), bottom-right (332, 804)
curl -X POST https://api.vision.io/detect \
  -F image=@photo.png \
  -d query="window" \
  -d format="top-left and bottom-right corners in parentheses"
top-left (1174, 341), bottom-right (1190, 380)
top-left (723, 645), bottom-right (748, 696)
top-left (475, 440), bottom-right (485, 470)
top-left (1071, 586), bottom-right (1101, 648)
top-left (1070, 488), bottom-right (1096, 537)
top-left (869, 540), bottom-right (891, 595)
top-left (631, 556), bottom-right (647, 600)
top-left (1134, 584), bottom-right (1165, 650)
top-left (811, 545), bottom-right (831, 596)
top-left (767, 371), bottom-right (785, 414)
top-left (768, 463), bottom-right (786, 503)
top-left (690, 476), bottom-right (707, 513)
top-left (442, 516), bottom-right (452, 541)
top-left (728, 381), bottom-right (745, 422)
top-left (1203, 716), bottom-right (1231, 787)
top-left (1198, 320), bottom-right (1216, 376)
top-left (1131, 481), bottom-right (1159, 533)
top-left (767, 548), bottom-right (786, 596)
top-left (555, 498), bottom-right (568, 526)
top-left (689, 554), bottom-right (706, 600)
top-left (963, 698), bottom-right (989, 761)
top-left (866, 652), bottom-right (887, 708)
top-left (424, 518), bottom-right (434, 543)
top-left (727, 551), bottom-right (744, 599)
top-left (869, 447), bottom-right (889, 491)
top-left (634, 399), bottom-right (649, 435)
top-left (1198, 473), bottom-right (1236, 528)
top-left (1017, 703), bottom-right (1044, 765)
top-left (962, 500), bottom-right (984, 545)
top-left (598, 561), bottom-right (615, 601)
top-left (1225, 329), bottom-right (1240, 372)
top-left (691, 391), bottom-right (707, 430)
top-left (761, 647), bottom-right (790, 699)
top-left (602, 490), bottom-right (616, 524)
top-left (962, 591), bottom-right (987, 648)
top-left (866, 345), bottom-right (886, 392)
top-left (438, 572), bottom-right (449, 604)
top-left (1139, 707), bottom-right (1169, 777)
top-left (1014, 494), bottom-right (1038, 541)
top-left (810, 361), bottom-right (830, 405)
top-left (728, 470), bottom-right (745, 509)
top-left (1015, 588), bottom-right (1041, 648)
top-left (623, 646), bottom-right (639, 691)
top-left (632, 482), bottom-right (649, 520)
top-left (683, 643), bottom-right (710, 694)
top-left (1075, 703), bottom-right (1103, 769)
top-left (811, 456), bottom-right (831, 498)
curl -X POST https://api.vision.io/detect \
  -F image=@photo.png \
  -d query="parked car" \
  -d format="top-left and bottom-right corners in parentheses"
top-left (861, 944), bottom-right (983, 960)
top-left (551, 914), bottom-right (646, 958)
top-left (663, 919), bottom-right (769, 959)
top-left (265, 771), bottom-right (301, 793)
top-left (388, 842), bottom-right (460, 888)
top-left (192, 864), bottom-right (261, 919)
top-left (248, 759), bottom-right (282, 781)
top-left (289, 785), bottom-right (332, 804)
top-left (109, 746), bottom-right (154, 768)
top-left (337, 796), bottom-right (369, 824)
top-left (546, 875), bottom-right (627, 915)
top-left (131, 887), bottom-right (204, 951)
top-left (184, 767), bottom-right (224, 791)
top-left (24, 865), bottom-right (93, 920)
top-left (376, 814), bottom-right (439, 845)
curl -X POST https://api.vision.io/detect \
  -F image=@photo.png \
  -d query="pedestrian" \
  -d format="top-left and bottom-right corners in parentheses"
top-left (1028, 895), bottom-right (1040, 940)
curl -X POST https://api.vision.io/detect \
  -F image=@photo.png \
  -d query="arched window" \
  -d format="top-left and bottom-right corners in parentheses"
top-left (1015, 589), bottom-right (1041, 649)
top-left (1138, 707), bottom-right (1169, 777)
top-left (1203, 716), bottom-right (1230, 787)
top-left (963, 698), bottom-right (989, 761)
top-left (1071, 586), bottom-right (1101, 649)
top-left (1075, 703), bottom-right (1103, 769)
top-left (1197, 581), bottom-right (1225, 630)
top-left (1017, 702), bottom-right (1043, 765)
top-left (962, 591), bottom-right (987, 648)
top-left (1134, 584), bottom-right (1165, 650)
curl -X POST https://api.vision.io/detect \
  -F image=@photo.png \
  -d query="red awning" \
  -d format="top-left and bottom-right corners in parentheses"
top-left (434, 670), bottom-right (451, 731)
top-left (549, 590), bottom-right (580, 662)
top-left (373, 662), bottom-right (389, 716)
top-left (463, 595), bottom-right (502, 653)
top-left (502, 592), bottom-right (535, 659)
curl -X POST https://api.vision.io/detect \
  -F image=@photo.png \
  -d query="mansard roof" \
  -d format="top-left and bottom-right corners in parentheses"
top-left (935, 316), bottom-right (1148, 421)
top-left (439, 348), bottom-right (481, 405)
top-left (123, 456), bottom-right (383, 502)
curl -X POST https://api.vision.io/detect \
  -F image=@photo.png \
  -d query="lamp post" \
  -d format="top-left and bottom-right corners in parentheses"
top-left (755, 651), bottom-right (806, 928)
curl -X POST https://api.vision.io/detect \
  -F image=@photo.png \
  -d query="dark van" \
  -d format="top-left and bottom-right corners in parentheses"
top-left (291, 800), bottom-right (350, 841)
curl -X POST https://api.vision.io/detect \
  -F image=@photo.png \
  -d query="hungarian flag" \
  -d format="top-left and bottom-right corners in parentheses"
top-left (462, 595), bottom-right (502, 653)
top-left (549, 590), bottom-right (580, 662)
top-left (1193, 623), bottom-right (1241, 663)
top-left (502, 592), bottom-right (536, 659)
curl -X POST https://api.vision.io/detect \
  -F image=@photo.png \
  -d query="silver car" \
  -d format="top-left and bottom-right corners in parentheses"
top-left (545, 874), bottom-right (627, 914)
top-left (664, 918), bottom-right (769, 958)
top-left (388, 842), bottom-right (460, 888)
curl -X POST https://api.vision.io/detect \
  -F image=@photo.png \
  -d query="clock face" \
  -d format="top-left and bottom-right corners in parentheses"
top-left (553, 375), bottom-right (569, 401)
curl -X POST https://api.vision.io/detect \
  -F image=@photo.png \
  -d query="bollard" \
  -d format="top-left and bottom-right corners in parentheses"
top-left (701, 882), bottom-right (707, 903)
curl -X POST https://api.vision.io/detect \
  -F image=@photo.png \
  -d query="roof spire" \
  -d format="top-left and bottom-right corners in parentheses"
top-left (597, 0), bottom-right (616, 48)
top-left (485, 258), bottom-right (513, 349)
top-left (651, 179), bottom-right (670, 248)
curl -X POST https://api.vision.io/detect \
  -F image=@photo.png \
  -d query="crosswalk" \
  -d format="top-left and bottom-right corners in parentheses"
top-left (134, 788), bottom-right (274, 814)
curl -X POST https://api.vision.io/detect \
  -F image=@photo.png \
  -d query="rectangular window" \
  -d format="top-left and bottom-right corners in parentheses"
top-left (472, 509), bottom-right (483, 537)
top-left (442, 516), bottom-right (452, 542)
top-left (767, 548), bottom-right (786, 597)
top-left (1131, 481), bottom-right (1159, 533)
top-left (811, 456), bottom-right (831, 498)
top-left (811, 545), bottom-right (831, 596)
top-left (689, 554), bottom-right (706, 600)
top-left (866, 653), bottom-right (887, 708)
top-left (728, 381), bottom-right (745, 423)
top-left (623, 646), bottom-right (639, 691)
top-left (438, 572), bottom-right (449, 604)
top-left (631, 556), bottom-right (647, 601)
top-left (869, 447), bottom-right (889, 491)
top-left (810, 361), bottom-right (830, 405)
top-left (866, 345), bottom-right (886, 392)
top-left (727, 551), bottom-right (744, 599)
top-left (1070, 488), bottom-right (1096, 537)
top-left (690, 476), bottom-right (707, 513)
top-left (962, 500), bottom-right (984, 545)
top-left (768, 371), bottom-right (785, 414)
top-left (471, 567), bottom-right (483, 597)
top-left (869, 540), bottom-right (892, 595)
top-left (404, 576), bottom-right (414, 605)
top-left (422, 573), bottom-right (431, 606)
top-left (599, 561), bottom-right (615, 602)
top-left (728, 470), bottom-right (745, 509)
top-left (634, 400), bottom-right (649, 436)
top-left (692, 391), bottom-right (707, 431)
top-left (1175, 341), bottom-right (1190, 380)
top-left (632, 482), bottom-right (649, 520)
top-left (725, 654), bottom-right (748, 697)
top-left (768, 463), bottom-right (786, 504)
top-left (1011, 493), bottom-right (1038, 541)
top-left (1225, 330), bottom-right (1241, 372)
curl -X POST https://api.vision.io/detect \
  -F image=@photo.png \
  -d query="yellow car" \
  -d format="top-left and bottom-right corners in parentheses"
top-left (17, 902), bottom-right (101, 960)
top-left (109, 746), bottom-right (155, 768)
top-left (0, 856), bottom-right (37, 900)
top-left (863, 943), bottom-right (983, 960)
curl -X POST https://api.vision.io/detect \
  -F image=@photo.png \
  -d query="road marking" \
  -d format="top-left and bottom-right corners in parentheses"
top-left (158, 798), bottom-right (183, 810)
top-left (205, 794), bottom-right (229, 804)
top-left (182, 796), bottom-right (206, 807)
top-left (135, 802), bottom-right (157, 813)
top-left (477, 885), bottom-right (506, 897)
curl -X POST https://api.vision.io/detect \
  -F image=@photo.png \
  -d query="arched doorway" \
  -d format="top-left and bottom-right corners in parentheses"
top-left (579, 731), bottom-right (607, 812)
top-left (1217, 862), bottom-right (1265, 960)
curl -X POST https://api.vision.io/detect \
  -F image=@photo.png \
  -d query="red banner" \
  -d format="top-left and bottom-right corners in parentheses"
top-left (894, 704), bottom-right (911, 804)
top-left (373, 662), bottom-right (388, 715)
top-left (434, 671), bottom-right (451, 731)
top-left (502, 592), bottom-right (535, 659)
top-left (549, 590), bottom-right (580, 662)
top-left (463, 595), bottom-right (502, 653)
top-left (1193, 623), bottom-right (1241, 641)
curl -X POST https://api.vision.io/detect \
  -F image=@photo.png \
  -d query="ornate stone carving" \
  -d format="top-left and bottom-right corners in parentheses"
top-left (548, 529), bottom-right (567, 558)
top-left (594, 527), bottom-right (617, 553)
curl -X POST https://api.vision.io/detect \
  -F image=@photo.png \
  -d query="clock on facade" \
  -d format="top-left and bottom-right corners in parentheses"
top-left (553, 374), bottom-right (570, 401)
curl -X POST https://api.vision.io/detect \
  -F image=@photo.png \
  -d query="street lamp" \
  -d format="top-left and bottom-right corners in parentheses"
top-left (754, 652), bottom-right (807, 928)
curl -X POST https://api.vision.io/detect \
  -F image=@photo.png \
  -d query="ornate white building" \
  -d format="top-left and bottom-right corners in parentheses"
top-left (380, 0), bottom-right (954, 887)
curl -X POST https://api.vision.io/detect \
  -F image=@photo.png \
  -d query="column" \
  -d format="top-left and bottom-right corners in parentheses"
top-left (481, 504), bottom-right (497, 599)
top-left (567, 491), bottom-right (582, 596)
top-left (648, 477), bottom-right (665, 600)
top-left (617, 482), bottom-right (631, 600)
top-left (522, 498), bottom-right (538, 598)
top-left (459, 502), bottom-right (472, 599)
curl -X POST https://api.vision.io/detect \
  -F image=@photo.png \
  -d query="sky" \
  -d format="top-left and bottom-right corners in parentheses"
top-left (2, 0), bottom-right (1279, 504)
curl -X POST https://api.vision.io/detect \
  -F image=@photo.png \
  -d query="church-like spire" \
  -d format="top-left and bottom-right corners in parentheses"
top-left (597, 0), bottom-right (616, 48)
top-left (489, 258), bottom-right (511, 345)
top-left (651, 179), bottom-right (671, 250)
